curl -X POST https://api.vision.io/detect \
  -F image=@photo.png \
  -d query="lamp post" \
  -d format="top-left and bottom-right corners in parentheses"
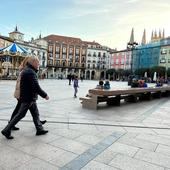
top-left (127, 42), bottom-right (138, 73)
top-left (165, 59), bottom-right (168, 81)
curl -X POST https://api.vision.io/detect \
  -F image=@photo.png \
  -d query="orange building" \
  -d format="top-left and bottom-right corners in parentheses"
top-left (43, 34), bottom-right (87, 79)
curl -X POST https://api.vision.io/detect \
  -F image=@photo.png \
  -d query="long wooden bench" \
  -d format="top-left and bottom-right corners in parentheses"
top-left (79, 86), bottom-right (170, 110)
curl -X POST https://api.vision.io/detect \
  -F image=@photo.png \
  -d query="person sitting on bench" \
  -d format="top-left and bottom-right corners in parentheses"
top-left (96, 80), bottom-right (104, 89)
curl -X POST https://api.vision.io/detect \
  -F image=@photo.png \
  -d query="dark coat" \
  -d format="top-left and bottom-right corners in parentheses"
top-left (20, 64), bottom-right (47, 102)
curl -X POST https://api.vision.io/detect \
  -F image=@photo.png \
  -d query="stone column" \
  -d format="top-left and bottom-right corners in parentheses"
top-left (52, 67), bottom-right (55, 78)
top-left (90, 70), bottom-right (92, 80)
top-left (72, 68), bottom-right (75, 74)
top-left (66, 68), bottom-right (68, 78)
top-left (78, 69), bottom-right (81, 78)
top-left (85, 70), bottom-right (87, 79)
top-left (104, 70), bottom-right (106, 80)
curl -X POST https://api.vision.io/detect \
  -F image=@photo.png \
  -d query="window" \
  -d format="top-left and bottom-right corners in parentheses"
top-left (116, 59), bottom-right (119, 64)
top-left (49, 46), bottom-right (53, 52)
top-left (69, 47), bottom-right (73, 54)
top-left (56, 61), bottom-right (60, 66)
top-left (121, 59), bottom-right (124, 64)
top-left (48, 60), bottom-right (53, 65)
top-left (161, 49), bottom-right (167, 54)
top-left (98, 52), bottom-right (101, 57)
top-left (49, 53), bottom-right (53, 59)
top-left (56, 54), bottom-right (60, 59)
top-left (62, 54), bottom-right (66, 59)
top-left (62, 46), bottom-right (67, 53)
top-left (88, 52), bottom-right (91, 56)
top-left (76, 48), bottom-right (80, 54)
top-left (82, 49), bottom-right (86, 55)
top-left (75, 56), bottom-right (79, 62)
top-left (160, 59), bottom-right (166, 63)
top-left (56, 46), bottom-right (60, 53)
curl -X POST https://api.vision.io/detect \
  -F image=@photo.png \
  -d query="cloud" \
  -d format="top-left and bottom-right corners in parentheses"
top-left (126, 0), bottom-right (140, 3)
top-left (72, 0), bottom-right (97, 5)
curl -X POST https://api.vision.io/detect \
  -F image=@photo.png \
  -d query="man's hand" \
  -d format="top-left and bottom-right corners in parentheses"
top-left (45, 95), bottom-right (49, 100)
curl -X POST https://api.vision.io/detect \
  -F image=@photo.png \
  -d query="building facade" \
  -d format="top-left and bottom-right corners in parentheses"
top-left (85, 41), bottom-right (111, 80)
top-left (43, 35), bottom-right (87, 79)
top-left (0, 27), bottom-right (48, 78)
top-left (133, 43), bottom-right (160, 71)
top-left (110, 49), bottom-right (131, 71)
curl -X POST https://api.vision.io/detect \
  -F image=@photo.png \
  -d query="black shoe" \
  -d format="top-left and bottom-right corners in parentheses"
top-left (1, 130), bottom-right (14, 139)
top-left (36, 130), bottom-right (48, 136)
top-left (40, 120), bottom-right (47, 125)
top-left (11, 126), bottom-right (19, 131)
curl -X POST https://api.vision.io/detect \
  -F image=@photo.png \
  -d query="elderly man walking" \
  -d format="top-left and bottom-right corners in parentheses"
top-left (1, 56), bottom-right (49, 139)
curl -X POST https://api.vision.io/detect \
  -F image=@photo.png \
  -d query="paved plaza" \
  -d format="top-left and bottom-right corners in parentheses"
top-left (1, 79), bottom-right (170, 170)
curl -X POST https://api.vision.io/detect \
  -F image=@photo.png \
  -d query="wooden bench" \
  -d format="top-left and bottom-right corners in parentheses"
top-left (79, 86), bottom-right (170, 110)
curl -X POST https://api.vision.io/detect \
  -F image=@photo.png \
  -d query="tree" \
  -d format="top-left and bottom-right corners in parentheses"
top-left (122, 69), bottom-right (131, 77)
top-left (150, 66), bottom-right (165, 78)
top-left (106, 68), bottom-right (116, 80)
top-left (134, 68), bottom-right (146, 77)
top-left (167, 68), bottom-right (170, 78)
top-left (106, 68), bottom-right (116, 75)
top-left (134, 66), bottom-right (165, 79)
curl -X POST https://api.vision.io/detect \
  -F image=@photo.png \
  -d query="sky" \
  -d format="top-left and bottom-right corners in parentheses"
top-left (0, 0), bottom-right (170, 50)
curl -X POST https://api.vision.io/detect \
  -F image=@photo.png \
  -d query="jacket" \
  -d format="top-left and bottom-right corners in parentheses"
top-left (20, 64), bottom-right (47, 102)
top-left (73, 79), bottom-right (79, 88)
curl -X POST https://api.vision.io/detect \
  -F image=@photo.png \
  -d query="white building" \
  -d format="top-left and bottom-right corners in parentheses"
top-left (84, 41), bottom-right (111, 80)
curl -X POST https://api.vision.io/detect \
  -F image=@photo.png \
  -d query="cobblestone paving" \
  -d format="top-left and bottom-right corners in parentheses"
top-left (0, 79), bottom-right (170, 170)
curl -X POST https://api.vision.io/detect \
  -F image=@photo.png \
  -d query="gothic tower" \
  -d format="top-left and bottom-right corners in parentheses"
top-left (141, 29), bottom-right (146, 45)
top-left (151, 29), bottom-right (164, 43)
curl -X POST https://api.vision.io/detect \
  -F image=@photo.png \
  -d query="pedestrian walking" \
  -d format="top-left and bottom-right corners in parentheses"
top-left (68, 73), bottom-right (72, 85)
top-left (1, 56), bottom-right (49, 139)
top-left (73, 76), bottom-right (79, 98)
top-left (9, 57), bottom-right (46, 131)
top-left (9, 57), bottom-right (29, 130)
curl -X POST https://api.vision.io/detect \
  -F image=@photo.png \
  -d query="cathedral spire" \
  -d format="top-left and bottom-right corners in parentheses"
top-left (151, 30), bottom-right (153, 41)
top-left (127, 28), bottom-right (138, 49)
top-left (163, 29), bottom-right (165, 38)
top-left (159, 29), bottom-right (161, 38)
top-left (141, 29), bottom-right (146, 45)
top-left (154, 29), bottom-right (157, 38)
top-left (129, 28), bottom-right (134, 44)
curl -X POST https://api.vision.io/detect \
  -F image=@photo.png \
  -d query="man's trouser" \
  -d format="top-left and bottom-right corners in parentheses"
top-left (3, 102), bottom-right (43, 133)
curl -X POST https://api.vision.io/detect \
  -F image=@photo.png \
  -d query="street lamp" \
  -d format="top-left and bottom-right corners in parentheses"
top-left (165, 59), bottom-right (168, 80)
top-left (127, 42), bottom-right (138, 73)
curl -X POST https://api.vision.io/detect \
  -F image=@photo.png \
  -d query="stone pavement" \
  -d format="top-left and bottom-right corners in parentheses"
top-left (1, 79), bottom-right (170, 170)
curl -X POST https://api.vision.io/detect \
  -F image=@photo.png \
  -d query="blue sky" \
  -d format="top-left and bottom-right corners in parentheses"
top-left (1, 0), bottom-right (170, 50)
